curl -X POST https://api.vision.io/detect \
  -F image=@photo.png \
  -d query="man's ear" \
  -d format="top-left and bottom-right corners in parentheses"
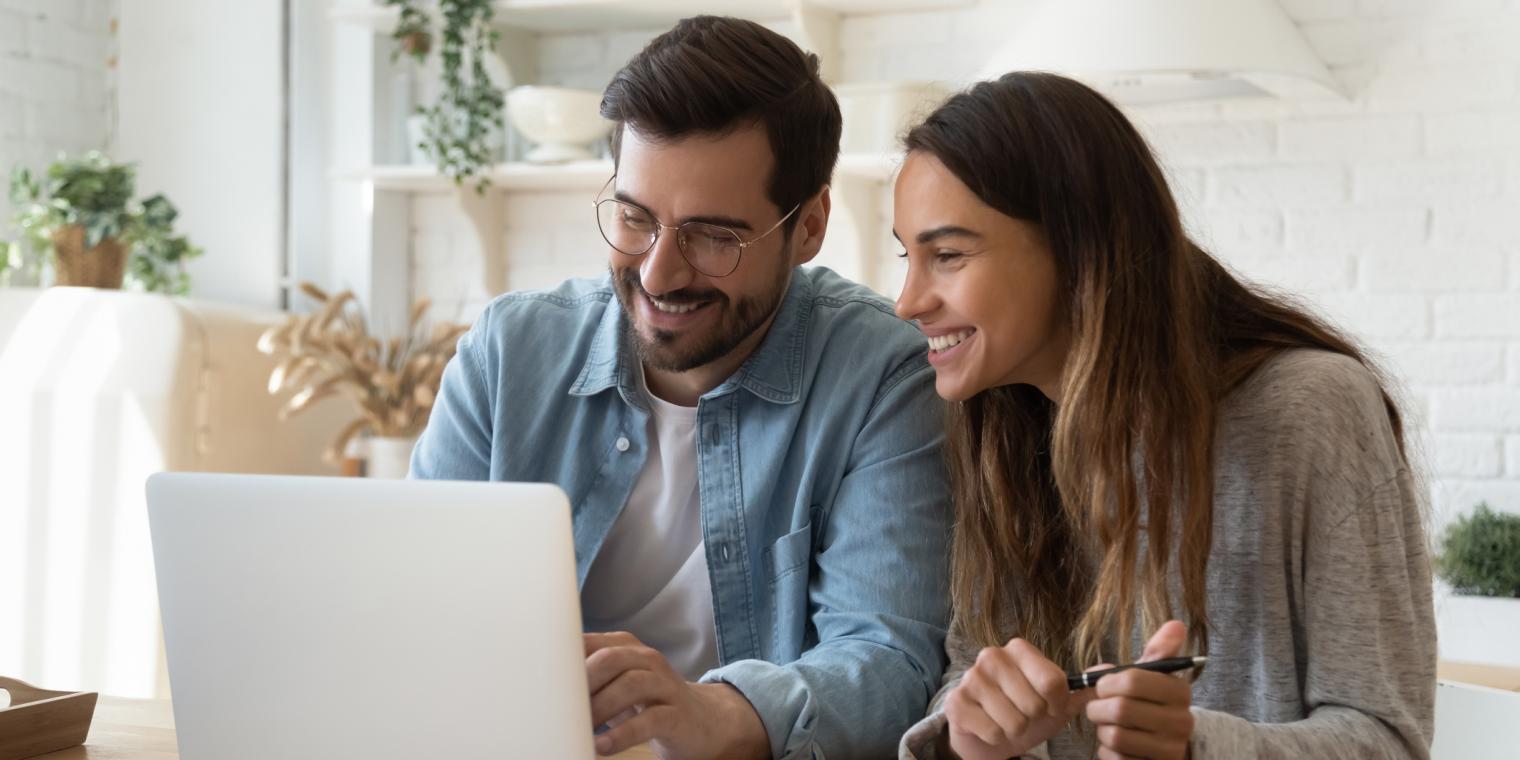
top-left (792, 186), bottom-right (831, 267)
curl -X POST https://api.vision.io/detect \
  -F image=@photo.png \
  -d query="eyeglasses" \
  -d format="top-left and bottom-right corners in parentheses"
top-left (593, 175), bottom-right (800, 278)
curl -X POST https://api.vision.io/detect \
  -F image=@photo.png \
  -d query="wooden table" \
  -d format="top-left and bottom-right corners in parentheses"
top-left (34, 696), bottom-right (657, 759)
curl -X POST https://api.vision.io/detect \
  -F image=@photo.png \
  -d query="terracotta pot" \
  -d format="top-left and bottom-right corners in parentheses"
top-left (51, 224), bottom-right (127, 289)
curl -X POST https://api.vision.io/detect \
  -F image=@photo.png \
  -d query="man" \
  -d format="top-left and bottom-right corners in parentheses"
top-left (411, 16), bottom-right (949, 759)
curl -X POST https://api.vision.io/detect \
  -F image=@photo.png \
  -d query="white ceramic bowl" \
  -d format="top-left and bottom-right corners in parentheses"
top-left (506, 86), bottom-right (614, 163)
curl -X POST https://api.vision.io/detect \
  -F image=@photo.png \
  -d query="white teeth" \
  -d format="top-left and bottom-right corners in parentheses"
top-left (928, 329), bottom-right (974, 352)
top-left (650, 296), bottom-right (701, 314)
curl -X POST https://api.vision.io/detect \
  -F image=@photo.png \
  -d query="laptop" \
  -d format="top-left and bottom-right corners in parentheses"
top-left (146, 473), bottom-right (594, 759)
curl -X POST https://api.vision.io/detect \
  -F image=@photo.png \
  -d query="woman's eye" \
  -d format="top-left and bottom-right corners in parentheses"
top-left (934, 251), bottom-right (964, 263)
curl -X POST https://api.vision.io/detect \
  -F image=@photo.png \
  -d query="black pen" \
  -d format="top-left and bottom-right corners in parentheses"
top-left (1067, 656), bottom-right (1207, 690)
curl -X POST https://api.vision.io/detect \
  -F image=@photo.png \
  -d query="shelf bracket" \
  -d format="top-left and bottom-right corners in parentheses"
top-left (456, 187), bottom-right (509, 296)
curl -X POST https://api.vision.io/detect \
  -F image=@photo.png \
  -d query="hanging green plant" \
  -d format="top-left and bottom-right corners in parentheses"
top-left (384, 0), bottom-right (504, 192)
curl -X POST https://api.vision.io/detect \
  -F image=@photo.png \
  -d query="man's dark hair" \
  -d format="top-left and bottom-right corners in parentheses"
top-left (600, 16), bottom-right (841, 231)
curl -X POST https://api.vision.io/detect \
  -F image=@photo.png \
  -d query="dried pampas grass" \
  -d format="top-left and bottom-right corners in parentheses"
top-left (258, 282), bottom-right (469, 463)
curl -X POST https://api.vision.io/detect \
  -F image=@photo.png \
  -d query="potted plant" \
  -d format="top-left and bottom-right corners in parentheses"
top-left (5, 152), bottom-right (202, 294)
top-left (384, 0), bottom-right (505, 191)
top-left (1435, 503), bottom-right (1520, 667)
top-left (257, 282), bottom-right (469, 478)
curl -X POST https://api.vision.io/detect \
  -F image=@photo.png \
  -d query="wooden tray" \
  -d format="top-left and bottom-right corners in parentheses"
top-left (0, 676), bottom-right (98, 760)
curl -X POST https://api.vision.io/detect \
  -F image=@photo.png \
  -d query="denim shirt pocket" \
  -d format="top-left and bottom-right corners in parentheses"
top-left (765, 521), bottom-right (812, 579)
top-left (764, 521), bottom-right (813, 652)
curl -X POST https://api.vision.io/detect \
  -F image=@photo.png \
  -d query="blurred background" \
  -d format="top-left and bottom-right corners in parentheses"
top-left (1, 0), bottom-right (1517, 711)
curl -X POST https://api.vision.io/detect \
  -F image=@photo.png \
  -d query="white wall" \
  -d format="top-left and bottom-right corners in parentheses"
top-left (0, 0), bottom-right (116, 262)
top-left (407, 0), bottom-right (1520, 526)
top-left (115, 0), bottom-right (285, 309)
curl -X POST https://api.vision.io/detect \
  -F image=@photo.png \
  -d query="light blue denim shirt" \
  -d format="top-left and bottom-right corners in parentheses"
top-left (410, 266), bottom-right (951, 758)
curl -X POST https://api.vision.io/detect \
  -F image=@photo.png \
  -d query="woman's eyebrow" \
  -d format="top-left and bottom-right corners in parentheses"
top-left (916, 225), bottom-right (982, 245)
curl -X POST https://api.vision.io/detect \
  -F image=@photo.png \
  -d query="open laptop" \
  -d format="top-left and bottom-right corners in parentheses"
top-left (146, 473), bottom-right (594, 759)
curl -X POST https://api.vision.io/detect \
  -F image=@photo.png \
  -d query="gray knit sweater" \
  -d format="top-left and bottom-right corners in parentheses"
top-left (900, 350), bottom-right (1436, 760)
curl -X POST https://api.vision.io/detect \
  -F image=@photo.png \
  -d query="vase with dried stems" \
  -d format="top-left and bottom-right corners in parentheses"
top-left (257, 282), bottom-right (469, 476)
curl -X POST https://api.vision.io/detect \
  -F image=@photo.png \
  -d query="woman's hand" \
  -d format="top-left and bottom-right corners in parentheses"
top-left (943, 638), bottom-right (1093, 760)
top-left (1084, 620), bottom-right (1196, 760)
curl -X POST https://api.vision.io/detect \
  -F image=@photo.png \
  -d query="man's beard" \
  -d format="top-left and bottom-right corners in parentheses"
top-left (611, 263), bottom-right (791, 373)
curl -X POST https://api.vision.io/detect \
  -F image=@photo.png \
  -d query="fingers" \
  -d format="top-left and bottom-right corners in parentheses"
top-left (945, 669), bottom-right (1013, 746)
top-left (583, 633), bottom-right (681, 729)
top-left (586, 641), bottom-right (668, 695)
top-left (1002, 639), bottom-right (1071, 717)
top-left (1139, 620), bottom-right (1187, 662)
top-left (593, 704), bottom-right (678, 756)
top-left (1093, 669), bottom-right (1193, 708)
top-left (979, 646), bottom-right (1052, 726)
top-left (1087, 670), bottom-right (1194, 760)
top-left (584, 630), bottom-right (640, 655)
top-left (944, 640), bottom-right (1079, 751)
top-left (590, 667), bottom-right (672, 727)
top-left (1094, 721), bottom-right (1187, 759)
top-left (1085, 694), bottom-right (1176, 730)
top-left (1096, 748), bottom-right (1144, 760)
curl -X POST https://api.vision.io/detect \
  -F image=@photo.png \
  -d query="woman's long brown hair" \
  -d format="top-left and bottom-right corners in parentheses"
top-left (906, 72), bottom-right (1406, 669)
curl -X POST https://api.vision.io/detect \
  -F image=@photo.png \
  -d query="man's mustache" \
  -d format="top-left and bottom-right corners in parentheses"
top-left (615, 268), bottom-right (727, 306)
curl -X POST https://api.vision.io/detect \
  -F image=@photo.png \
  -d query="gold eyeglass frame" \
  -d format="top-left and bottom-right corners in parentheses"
top-left (592, 175), bottom-right (802, 277)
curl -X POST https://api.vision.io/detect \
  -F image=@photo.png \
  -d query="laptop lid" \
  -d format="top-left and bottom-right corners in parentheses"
top-left (147, 473), bottom-right (592, 759)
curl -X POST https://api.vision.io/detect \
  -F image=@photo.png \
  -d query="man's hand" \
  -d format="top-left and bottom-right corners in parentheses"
top-left (584, 632), bottom-right (769, 759)
top-left (1083, 620), bottom-right (1195, 760)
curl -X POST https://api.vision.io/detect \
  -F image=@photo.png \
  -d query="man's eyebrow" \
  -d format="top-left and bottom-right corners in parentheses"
top-left (612, 189), bottom-right (754, 232)
top-left (916, 225), bottom-right (982, 245)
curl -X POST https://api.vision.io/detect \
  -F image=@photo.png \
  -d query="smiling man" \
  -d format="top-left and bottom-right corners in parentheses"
top-left (410, 16), bottom-right (950, 760)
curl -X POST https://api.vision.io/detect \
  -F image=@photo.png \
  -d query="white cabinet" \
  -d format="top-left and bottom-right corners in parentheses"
top-left (326, 0), bottom-right (965, 323)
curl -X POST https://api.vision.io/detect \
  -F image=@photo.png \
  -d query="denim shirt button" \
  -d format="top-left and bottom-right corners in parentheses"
top-left (720, 543), bottom-right (731, 562)
top-left (615, 436), bottom-right (630, 452)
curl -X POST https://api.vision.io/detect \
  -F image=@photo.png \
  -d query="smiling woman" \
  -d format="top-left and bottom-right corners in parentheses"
top-left (894, 159), bottom-right (1067, 404)
top-left (894, 72), bottom-right (1435, 760)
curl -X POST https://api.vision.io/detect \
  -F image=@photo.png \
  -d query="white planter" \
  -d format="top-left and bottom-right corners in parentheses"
top-left (1436, 592), bottom-right (1520, 667)
top-left (366, 436), bottom-right (418, 480)
top-left (506, 86), bottom-right (613, 163)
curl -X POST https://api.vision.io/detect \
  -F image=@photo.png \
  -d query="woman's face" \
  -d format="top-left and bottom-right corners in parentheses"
top-left (893, 151), bottom-right (1070, 403)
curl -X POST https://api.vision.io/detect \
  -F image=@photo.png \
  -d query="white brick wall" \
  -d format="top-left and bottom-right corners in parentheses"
top-left (407, 0), bottom-right (1520, 522)
top-left (0, 0), bottom-right (115, 258)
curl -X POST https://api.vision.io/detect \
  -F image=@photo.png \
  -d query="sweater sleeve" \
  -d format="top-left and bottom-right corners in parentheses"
top-left (1192, 467), bottom-right (1436, 759)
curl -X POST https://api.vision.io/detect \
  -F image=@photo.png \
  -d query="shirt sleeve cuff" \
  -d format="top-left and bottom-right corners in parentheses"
top-left (700, 659), bottom-right (813, 760)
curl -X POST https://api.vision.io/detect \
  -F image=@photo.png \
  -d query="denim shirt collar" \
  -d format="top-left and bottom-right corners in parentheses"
top-left (568, 271), bottom-right (814, 406)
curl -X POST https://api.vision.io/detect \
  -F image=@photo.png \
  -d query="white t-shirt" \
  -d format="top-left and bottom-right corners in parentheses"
top-left (579, 375), bottom-right (719, 681)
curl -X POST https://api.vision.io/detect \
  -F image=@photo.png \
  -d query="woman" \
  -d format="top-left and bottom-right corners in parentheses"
top-left (893, 72), bottom-right (1435, 760)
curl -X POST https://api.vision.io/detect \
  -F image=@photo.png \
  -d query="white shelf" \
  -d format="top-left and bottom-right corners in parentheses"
top-left (331, 0), bottom-right (973, 33)
top-left (334, 160), bottom-right (612, 192)
top-left (336, 153), bottom-right (898, 192)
